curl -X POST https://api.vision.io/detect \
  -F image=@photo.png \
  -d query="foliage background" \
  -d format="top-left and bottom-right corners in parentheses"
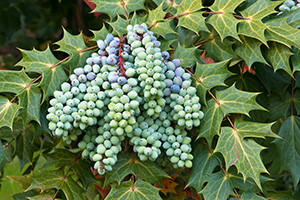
top-left (1, 0), bottom-right (300, 199)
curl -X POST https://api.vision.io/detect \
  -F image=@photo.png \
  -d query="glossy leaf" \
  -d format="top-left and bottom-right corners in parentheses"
top-left (200, 171), bottom-right (234, 200)
top-left (146, 2), bottom-right (166, 26)
top-left (234, 35), bottom-right (268, 67)
top-left (55, 29), bottom-right (91, 72)
top-left (177, 12), bottom-right (208, 34)
top-left (171, 43), bottom-right (197, 67)
top-left (186, 149), bottom-right (219, 192)
top-left (106, 179), bottom-right (161, 200)
top-left (274, 116), bottom-right (300, 188)
top-left (92, 0), bottom-right (146, 20)
top-left (0, 96), bottom-right (22, 130)
top-left (0, 70), bottom-right (41, 124)
top-left (215, 126), bottom-right (268, 189)
top-left (104, 152), bottom-right (169, 187)
top-left (149, 21), bottom-right (177, 39)
top-left (109, 15), bottom-right (130, 36)
top-left (264, 42), bottom-right (293, 76)
top-left (193, 60), bottom-right (233, 105)
top-left (16, 47), bottom-right (67, 100)
top-left (209, 0), bottom-right (245, 13)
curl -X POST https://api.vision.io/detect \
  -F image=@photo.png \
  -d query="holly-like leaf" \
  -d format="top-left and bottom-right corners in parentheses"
top-left (215, 126), bottom-right (269, 189)
top-left (234, 35), bottom-right (268, 67)
top-left (149, 21), bottom-right (177, 39)
top-left (130, 11), bottom-right (148, 25)
top-left (238, 20), bottom-right (267, 46)
top-left (293, 90), bottom-right (300, 115)
top-left (46, 149), bottom-right (95, 188)
top-left (178, 12), bottom-right (208, 34)
top-left (109, 15), bottom-right (130, 37)
top-left (176, 0), bottom-right (203, 14)
top-left (16, 47), bottom-right (67, 100)
top-left (268, 92), bottom-right (291, 121)
top-left (55, 29), bottom-right (92, 72)
top-left (104, 152), bottom-right (169, 187)
top-left (27, 170), bottom-right (85, 200)
top-left (286, 9), bottom-right (300, 28)
top-left (106, 179), bottom-right (161, 200)
top-left (159, 39), bottom-right (175, 51)
top-left (200, 171), bottom-right (234, 200)
top-left (0, 70), bottom-right (41, 124)
top-left (171, 43), bottom-right (197, 67)
top-left (241, 190), bottom-right (267, 200)
top-left (186, 149), bottom-right (219, 192)
top-left (146, 2), bottom-right (166, 27)
top-left (209, 0), bottom-right (245, 13)
top-left (0, 96), bottom-right (22, 130)
top-left (265, 18), bottom-right (300, 49)
top-left (239, 0), bottom-right (281, 20)
top-left (264, 42), bottom-right (293, 76)
top-left (292, 47), bottom-right (300, 72)
top-left (207, 12), bottom-right (241, 42)
top-left (198, 85), bottom-right (265, 146)
top-left (193, 60), bottom-right (233, 105)
top-left (274, 116), bottom-right (300, 188)
top-left (92, 0), bottom-right (146, 20)
top-left (91, 25), bottom-right (110, 41)
top-left (235, 120), bottom-right (278, 139)
top-left (201, 30), bottom-right (238, 62)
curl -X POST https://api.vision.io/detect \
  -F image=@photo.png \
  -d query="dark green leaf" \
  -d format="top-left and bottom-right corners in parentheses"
top-left (106, 179), bottom-right (161, 200)
top-left (274, 116), bottom-right (300, 188)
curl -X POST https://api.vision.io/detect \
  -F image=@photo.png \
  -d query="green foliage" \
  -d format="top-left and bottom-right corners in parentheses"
top-left (1, 0), bottom-right (300, 199)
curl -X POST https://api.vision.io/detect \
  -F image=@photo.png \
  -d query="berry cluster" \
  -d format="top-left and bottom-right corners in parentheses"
top-left (47, 23), bottom-right (204, 175)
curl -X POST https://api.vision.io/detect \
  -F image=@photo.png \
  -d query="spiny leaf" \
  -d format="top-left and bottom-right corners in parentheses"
top-left (176, 0), bottom-right (203, 14)
top-left (200, 171), bottom-right (234, 200)
top-left (106, 179), bottom-right (161, 200)
top-left (235, 120), bottom-right (278, 139)
top-left (286, 9), bottom-right (300, 28)
top-left (234, 35), bottom-right (268, 67)
top-left (55, 29), bottom-right (91, 72)
top-left (215, 84), bottom-right (265, 116)
top-left (241, 190), bottom-right (267, 200)
top-left (238, 20), bottom-right (267, 46)
top-left (0, 70), bottom-right (41, 124)
top-left (0, 96), bottom-right (22, 130)
top-left (268, 92), bottom-right (291, 121)
top-left (146, 2), bottom-right (166, 26)
top-left (149, 21), bottom-right (177, 39)
top-left (91, 25), bottom-right (110, 41)
top-left (198, 85), bottom-right (265, 145)
top-left (130, 11), bottom-right (148, 25)
top-left (109, 15), bottom-right (130, 37)
top-left (207, 12), bottom-right (241, 42)
top-left (46, 149), bottom-right (95, 188)
top-left (274, 116), bottom-right (300, 188)
top-left (264, 42), bottom-right (293, 76)
top-left (15, 127), bottom-right (37, 170)
top-left (177, 12), bottom-right (208, 34)
top-left (201, 30), bottom-right (238, 61)
top-left (28, 170), bottom-right (85, 200)
top-left (104, 152), bottom-right (169, 187)
top-left (160, 39), bottom-right (175, 51)
top-left (171, 43), bottom-right (197, 67)
top-left (215, 126), bottom-right (269, 190)
top-left (186, 149), bottom-right (219, 192)
top-left (209, 0), bottom-right (245, 13)
top-left (16, 47), bottom-right (67, 100)
top-left (92, 0), bottom-right (146, 20)
top-left (265, 18), bottom-right (300, 49)
top-left (239, 0), bottom-right (282, 20)
top-left (193, 60), bottom-right (233, 105)
top-left (292, 47), bottom-right (300, 72)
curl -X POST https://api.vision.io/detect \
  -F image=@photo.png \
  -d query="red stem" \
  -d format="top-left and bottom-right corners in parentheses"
top-left (118, 36), bottom-right (127, 77)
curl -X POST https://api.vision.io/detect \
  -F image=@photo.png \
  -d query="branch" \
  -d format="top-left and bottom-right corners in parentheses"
top-left (120, 0), bottom-right (129, 20)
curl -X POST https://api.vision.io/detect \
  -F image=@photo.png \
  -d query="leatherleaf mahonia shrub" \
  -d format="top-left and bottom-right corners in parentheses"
top-left (1, 0), bottom-right (300, 199)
